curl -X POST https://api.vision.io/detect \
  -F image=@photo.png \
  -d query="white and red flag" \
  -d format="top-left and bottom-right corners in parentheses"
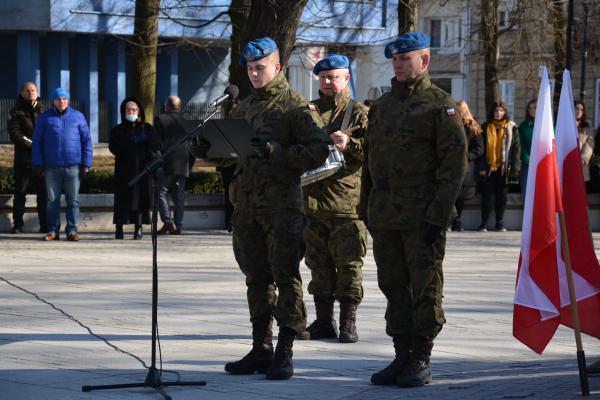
top-left (555, 70), bottom-right (600, 340)
top-left (513, 67), bottom-right (563, 354)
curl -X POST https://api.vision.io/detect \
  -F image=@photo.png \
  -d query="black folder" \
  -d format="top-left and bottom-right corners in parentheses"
top-left (187, 119), bottom-right (256, 159)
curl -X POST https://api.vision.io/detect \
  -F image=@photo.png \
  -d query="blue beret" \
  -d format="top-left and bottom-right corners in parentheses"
top-left (312, 55), bottom-right (350, 75)
top-left (52, 88), bottom-right (69, 101)
top-left (240, 37), bottom-right (278, 65)
top-left (384, 32), bottom-right (430, 58)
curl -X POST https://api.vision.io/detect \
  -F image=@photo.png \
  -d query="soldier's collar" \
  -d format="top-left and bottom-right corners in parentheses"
top-left (318, 86), bottom-right (350, 110)
top-left (391, 72), bottom-right (431, 99)
top-left (251, 72), bottom-right (289, 99)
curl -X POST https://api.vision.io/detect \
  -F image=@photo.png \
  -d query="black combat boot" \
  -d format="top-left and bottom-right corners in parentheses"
top-left (225, 322), bottom-right (274, 374)
top-left (266, 327), bottom-right (295, 380)
top-left (371, 335), bottom-right (411, 385)
top-left (296, 297), bottom-right (338, 340)
top-left (396, 336), bottom-right (433, 387)
top-left (338, 301), bottom-right (358, 343)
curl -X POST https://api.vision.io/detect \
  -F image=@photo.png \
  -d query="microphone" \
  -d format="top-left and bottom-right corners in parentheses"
top-left (209, 84), bottom-right (239, 108)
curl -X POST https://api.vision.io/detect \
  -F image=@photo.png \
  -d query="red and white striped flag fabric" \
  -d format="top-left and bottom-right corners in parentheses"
top-left (555, 69), bottom-right (600, 340)
top-left (513, 67), bottom-right (563, 354)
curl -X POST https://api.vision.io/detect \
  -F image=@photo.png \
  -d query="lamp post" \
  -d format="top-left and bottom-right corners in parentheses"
top-left (580, 0), bottom-right (591, 101)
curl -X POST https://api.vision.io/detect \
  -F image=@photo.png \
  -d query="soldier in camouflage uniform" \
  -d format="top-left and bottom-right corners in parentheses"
top-left (361, 32), bottom-right (467, 387)
top-left (222, 37), bottom-right (330, 381)
top-left (296, 55), bottom-right (368, 344)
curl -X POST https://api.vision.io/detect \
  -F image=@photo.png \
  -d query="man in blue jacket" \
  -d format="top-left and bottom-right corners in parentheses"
top-left (32, 88), bottom-right (93, 241)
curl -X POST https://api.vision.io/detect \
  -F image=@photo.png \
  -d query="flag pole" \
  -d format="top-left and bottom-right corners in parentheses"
top-left (557, 211), bottom-right (590, 396)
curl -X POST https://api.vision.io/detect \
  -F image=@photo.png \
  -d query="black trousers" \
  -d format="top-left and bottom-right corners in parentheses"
top-left (13, 167), bottom-right (47, 230)
top-left (480, 170), bottom-right (507, 227)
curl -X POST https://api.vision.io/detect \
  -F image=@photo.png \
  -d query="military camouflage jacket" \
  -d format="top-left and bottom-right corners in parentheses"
top-left (229, 72), bottom-right (330, 214)
top-left (303, 86), bottom-right (368, 219)
top-left (360, 72), bottom-right (467, 230)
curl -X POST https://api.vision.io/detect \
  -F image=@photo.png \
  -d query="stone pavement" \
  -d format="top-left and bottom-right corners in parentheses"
top-left (1, 230), bottom-right (600, 400)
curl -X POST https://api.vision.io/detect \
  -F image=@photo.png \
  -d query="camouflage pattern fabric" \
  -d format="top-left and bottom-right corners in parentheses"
top-left (229, 71), bottom-right (330, 334)
top-left (303, 86), bottom-right (368, 219)
top-left (361, 71), bottom-right (467, 339)
top-left (304, 217), bottom-right (367, 304)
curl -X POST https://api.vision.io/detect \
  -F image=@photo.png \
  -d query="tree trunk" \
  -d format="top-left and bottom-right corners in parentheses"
top-left (481, 0), bottom-right (500, 115)
top-left (229, 0), bottom-right (308, 99)
top-left (552, 0), bottom-right (567, 113)
top-left (132, 0), bottom-right (160, 122)
top-left (228, 0), bottom-right (252, 98)
top-left (398, 0), bottom-right (418, 34)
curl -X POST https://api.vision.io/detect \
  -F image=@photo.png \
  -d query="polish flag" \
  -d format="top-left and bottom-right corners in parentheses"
top-left (513, 67), bottom-right (563, 354)
top-left (555, 70), bottom-right (600, 339)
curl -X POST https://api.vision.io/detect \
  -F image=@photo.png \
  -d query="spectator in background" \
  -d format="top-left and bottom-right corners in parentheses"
top-left (109, 98), bottom-right (154, 240)
top-left (574, 100), bottom-right (595, 191)
top-left (518, 100), bottom-right (536, 198)
top-left (477, 101), bottom-right (520, 232)
top-left (7, 82), bottom-right (46, 234)
top-left (150, 96), bottom-right (190, 235)
top-left (32, 88), bottom-right (93, 241)
top-left (450, 100), bottom-right (483, 231)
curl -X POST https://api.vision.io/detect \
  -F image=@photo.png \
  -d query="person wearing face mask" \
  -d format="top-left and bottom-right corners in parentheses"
top-left (477, 101), bottom-right (520, 232)
top-left (108, 98), bottom-right (155, 240)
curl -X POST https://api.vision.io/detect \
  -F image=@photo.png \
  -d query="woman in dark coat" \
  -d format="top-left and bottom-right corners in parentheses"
top-left (450, 100), bottom-right (483, 231)
top-left (477, 101), bottom-right (520, 232)
top-left (108, 97), bottom-right (154, 239)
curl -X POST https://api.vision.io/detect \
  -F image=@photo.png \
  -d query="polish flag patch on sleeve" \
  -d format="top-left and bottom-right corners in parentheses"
top-left (445, 107), bottom-right (456, 117)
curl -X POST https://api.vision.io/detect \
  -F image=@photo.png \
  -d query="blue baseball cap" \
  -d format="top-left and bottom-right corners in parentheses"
top-left (240, 37), bottom-right (278, 65)
top-left (312, 55), bottom-right (350, 75)
top-left (384, 32), bottom-right (430, 58)
top-left (52, 87), bottom-right (69, 101)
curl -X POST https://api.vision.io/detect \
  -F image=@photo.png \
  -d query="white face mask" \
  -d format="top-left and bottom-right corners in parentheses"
top-left (125, 114), bottom-right (138, 122)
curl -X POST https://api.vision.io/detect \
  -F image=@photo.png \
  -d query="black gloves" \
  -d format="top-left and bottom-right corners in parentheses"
top-left (424, 222), bottom-right (443, 245)
top-left (191, 137), bottom-right (211, 159)
top-left (250, 136), bottom-right (272, 159)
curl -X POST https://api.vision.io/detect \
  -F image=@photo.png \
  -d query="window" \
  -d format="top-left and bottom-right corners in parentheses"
top-left (500, 80), bottom-right (516, 118)
top-left (430, 19), bottom-right (442, 48)
top-left (428, 18), bottom-right (462, 50)
top-left (499, 0), bottom-right (516, 29)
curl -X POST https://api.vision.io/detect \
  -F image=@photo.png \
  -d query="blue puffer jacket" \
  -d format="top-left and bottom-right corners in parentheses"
top-left (32, 106), bottom-right (93, 168)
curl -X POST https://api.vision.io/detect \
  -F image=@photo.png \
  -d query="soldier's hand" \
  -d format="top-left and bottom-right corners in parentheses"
top-left (330, 131), bottom-right (349, 151)
top-left (424, 222), bottom-right (443, 245)
top-left (250, 136), bottom-right (272, 159)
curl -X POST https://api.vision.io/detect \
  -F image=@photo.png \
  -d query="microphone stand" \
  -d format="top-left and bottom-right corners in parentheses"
top-left (81, 107), bottom-right (222, 400)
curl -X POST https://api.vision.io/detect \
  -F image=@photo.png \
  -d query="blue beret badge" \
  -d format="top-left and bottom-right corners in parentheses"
top-left (384, 32), bottom-right (431, 58)
top-left (240, 37), bottom-right (278, 65)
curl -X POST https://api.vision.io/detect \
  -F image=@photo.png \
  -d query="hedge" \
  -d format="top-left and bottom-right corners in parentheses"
top-left (0, 167), bottom-right (224, 194)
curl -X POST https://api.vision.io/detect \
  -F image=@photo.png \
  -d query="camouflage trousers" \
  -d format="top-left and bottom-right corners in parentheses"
top-left (304, 217), bottom-right (367, 304)
top-left (371, 225), bottom-right (446, 339)
top-left (232, 209), bottom-right (307, 334)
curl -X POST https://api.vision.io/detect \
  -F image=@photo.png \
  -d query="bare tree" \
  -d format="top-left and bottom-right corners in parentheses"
top-left (398, 0), bottom-right (419, 34)
top-left (481, 0), bottom-right (500, 113)
top-left (228, 0), bottom-right (252, 95)
top-left (132, 0), bottom-right (160, 122)
top-left (228, 0), bottom-right (309, 98)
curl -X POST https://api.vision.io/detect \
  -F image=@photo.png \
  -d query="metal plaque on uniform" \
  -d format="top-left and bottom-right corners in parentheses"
top-left (189, 119), bottom-right (256, 159)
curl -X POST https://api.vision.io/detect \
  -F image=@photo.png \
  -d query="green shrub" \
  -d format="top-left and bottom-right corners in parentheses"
top-left (0, 167), bottom-right (224, 194)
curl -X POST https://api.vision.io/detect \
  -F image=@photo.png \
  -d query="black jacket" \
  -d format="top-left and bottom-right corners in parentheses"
top-left (8, 95), bottom-right (44, 169)
top-left (150, 111), bottom-right (192, 177)
top-left (109, 97), bottom-right (154, 225)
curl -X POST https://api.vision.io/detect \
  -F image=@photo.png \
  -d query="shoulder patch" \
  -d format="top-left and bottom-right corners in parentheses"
top-left (308, 103), bottom-right (319, 113)
top-left (445, 107), bottom-right (456, 117)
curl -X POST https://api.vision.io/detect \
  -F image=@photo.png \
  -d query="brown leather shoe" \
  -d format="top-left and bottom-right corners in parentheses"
top-left (157, 222), bottom-right (177, 235)
top-left (43, 232), bottom-right (59, 241)
top-left (67, 232), bottom-right (80, 242)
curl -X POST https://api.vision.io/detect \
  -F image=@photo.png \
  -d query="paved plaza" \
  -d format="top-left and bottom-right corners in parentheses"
top-left (1, 230), bottom-right (600, 400)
